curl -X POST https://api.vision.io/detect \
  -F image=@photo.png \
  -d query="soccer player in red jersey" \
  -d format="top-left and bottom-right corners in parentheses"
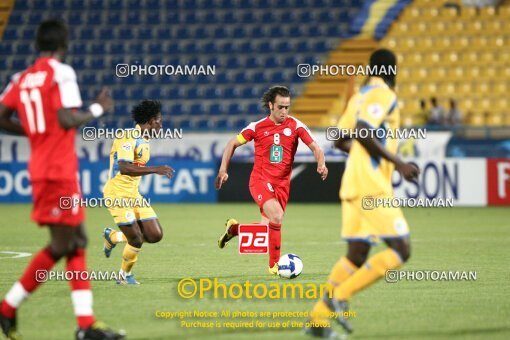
top-left (215, 86), bottom-right (328, 275)
top-left (0, 20), bottom-right (124, 339)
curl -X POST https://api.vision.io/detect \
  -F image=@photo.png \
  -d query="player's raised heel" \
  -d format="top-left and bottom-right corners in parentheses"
top-left (116, 274), bottom-right (140, 285)
top-left (268, 263), bottom-right (279, 276)
top-left (303, 321), bottom-right (342, 339)
top-left (103, 227), bottom-right (116, 258)
top-left (75, 321), bottom-right (126, 340)
top-left (0, 313), bottom-right (21, 340)
top-left (218, 218), bottom-right (238, 249)
top-left (323, 297), bottom-right (353, 334)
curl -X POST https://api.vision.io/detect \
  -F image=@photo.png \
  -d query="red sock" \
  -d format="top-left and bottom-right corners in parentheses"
top-left (67, 248), bottom-right (95, 329)
top-left (1, 247), bottom-right (56, 318)
top-left (268, 222), bottom-right (282, 267)
top-left (0, 300), bottom-right (16, 319)
top-left (228, 223), bottom-right (239, 236)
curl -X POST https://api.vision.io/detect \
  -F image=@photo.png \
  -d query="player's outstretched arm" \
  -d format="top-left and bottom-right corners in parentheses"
top-left (308, 141), bottom-right (328, 180)
top-left (334, 138), bottom-right (352, 153)
top-left (215, 137), bottom-right (243, 190)
top-left (118, 161), bottom-right (174, 178)
top-left (57, 88), bottom-right (114, 129)
top-left (354, 120), bottom-right (419, 181)
top-left (0, 104), bottom-right (25, 135)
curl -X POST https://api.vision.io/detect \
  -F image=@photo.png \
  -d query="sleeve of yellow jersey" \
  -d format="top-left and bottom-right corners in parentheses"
top-left (336, 93), bottom-right (360, 130)
top-left (357, 88), bottom-right (396, 128)
top-left (116, 135), bottom-right (136, 163)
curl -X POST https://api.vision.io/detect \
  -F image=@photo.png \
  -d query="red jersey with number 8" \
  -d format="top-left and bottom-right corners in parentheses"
top-left (0, 56), bottom-right (83, 181)
top-left (236, 116), bottom-right (315, 185)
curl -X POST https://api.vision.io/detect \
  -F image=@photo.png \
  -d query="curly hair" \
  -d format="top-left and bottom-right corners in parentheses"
top-left (261, 86), bottom-right (290, 110)
top-left (36, 19), bottom-right (68, 52)
top-left (131, 100), bottom-right (161, 124)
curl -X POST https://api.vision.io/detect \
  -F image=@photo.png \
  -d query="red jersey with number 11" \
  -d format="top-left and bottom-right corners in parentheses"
top-left (236, 115), bottom-right (315, 185)
top-left (0, 57), bottom-right (83, 181)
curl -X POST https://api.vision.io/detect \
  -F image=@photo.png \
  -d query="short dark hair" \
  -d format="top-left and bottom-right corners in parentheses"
top-left (36, 19), bottom-right (68, 52)
top-left (261, 86), bottom-right (291, 110)
top-left (369, 48), bottom-right (397, 88)
top-left (131, 100), bottom-right (162, 124)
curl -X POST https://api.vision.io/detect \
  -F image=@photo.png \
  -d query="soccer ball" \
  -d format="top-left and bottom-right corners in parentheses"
top-left (278, 253), bottom-right (303, 279)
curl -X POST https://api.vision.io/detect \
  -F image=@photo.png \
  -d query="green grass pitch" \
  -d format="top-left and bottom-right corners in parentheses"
top-left (0, 203), bottom-right (509, 339)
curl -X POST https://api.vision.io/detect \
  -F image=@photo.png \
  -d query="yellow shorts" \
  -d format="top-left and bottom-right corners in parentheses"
top-left (341, 196), bottom-right (409, 243)
top-left (104, 195), bottom-right (157, 226)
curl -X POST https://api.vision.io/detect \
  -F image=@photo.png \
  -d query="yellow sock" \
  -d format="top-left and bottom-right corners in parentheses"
top-left (310, 257), bottom-right (358, 323)
top-left (327, 256), bottom-right (358, 286)
top-left (309, 300), bottom-right (332, 326)
top-left (110, 230), bottom-right (127, 244)
top-left (334, 248), bottom-right (402, 300)
top-left (121, 244), bottom-right (141, 274)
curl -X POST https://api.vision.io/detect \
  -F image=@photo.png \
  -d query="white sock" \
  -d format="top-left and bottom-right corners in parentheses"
top-left (116, 232), bottom-right (125, 243)
top-left (5, 282), bottom-right (29, 308)
top-left (71, 290), bottom-right (93, 316)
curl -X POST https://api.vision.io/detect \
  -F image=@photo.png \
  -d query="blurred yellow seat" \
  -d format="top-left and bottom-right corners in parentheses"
top-left (393, 22), bottom-right (409, 36)
top-left (452, 36), bottom-right (470, 50)
top-left (468, 114), bottom-right (485, 126)
top-left (378, 0), bottom-right (508, 127)
top-left (486, 114), bottom-right (503, 126)
top-left (435, 37), bottom-right (452, 51)
top-left (492, 36), bottom-right (505, 49)
top-left (474, 82), bottom-right (490, 95)
top-left (504, 115), bottom-right (510, 126)
top-left (484, 19), bottom-right (502, 33)
top-left (499, 6), bottom-right (510, 18)
top-left (497, 50), bottom-right (510, 64)
top-left (429, 67), bottom-right (447, 79)
top-left (494, 98), bottom-right (508, 112)
top-left (416, 22), bottom-right (428, 34)
top-left (433, 21), bottom-right (448, 34)
top-left (422, 7), bottom-right (440, 21)
top-left (492, 82), bottom-right (507, 95)
top-left (460, 7), bottom-right (477, 19)
top-left (458, 82), bottom-right (472, 95)
top-left (418, 37), bottom-right (433, 49)
top-left (479, 51), bottom-right (495, 64)
top-left (449, 21), bottom-right (465, 34)
top-left (465, 21), bottom-right (484, 36)
top-left (479, 6), bottom-right (496, 19)
top-left (440, 7), bottom-right (458, 19)
top-left (400, 99), bottom-right (420, 115)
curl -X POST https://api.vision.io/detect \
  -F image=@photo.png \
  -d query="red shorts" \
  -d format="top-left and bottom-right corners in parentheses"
top-left (249, 180), bottom-right (290, 216)
top-left (31, 180), bottom-right (84, 227)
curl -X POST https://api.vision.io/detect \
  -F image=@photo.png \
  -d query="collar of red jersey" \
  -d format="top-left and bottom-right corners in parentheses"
top-left (267, 115), bottom-right (287, 125)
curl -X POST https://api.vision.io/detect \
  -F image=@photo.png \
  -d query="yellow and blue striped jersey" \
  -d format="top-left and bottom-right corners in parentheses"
top-left (337, 77), bottom-right (400, 200)
top-left (103, 125), bottom-right (151, 198)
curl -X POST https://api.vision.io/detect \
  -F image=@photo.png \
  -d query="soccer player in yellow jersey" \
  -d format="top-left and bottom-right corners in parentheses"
top-left (306, 49), bottom-right (420, 337)
top-left (102, 100), bottom-right (174, 285)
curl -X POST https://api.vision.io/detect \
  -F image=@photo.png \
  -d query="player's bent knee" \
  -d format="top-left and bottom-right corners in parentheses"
top-left (347, 253), bottom-right (368, 268)
top-left (145, 230), bottom-right (163, 244)
top-left (391, 244), bottom-right (411, 263)
top-left (269, 210), bottom-right (284, 225)
top-left (347, 241), bottom-right (371, 267)
top-left (399, 248), bottom-right (411, 262)
top-left (126, 234), bottom-right (144, 248)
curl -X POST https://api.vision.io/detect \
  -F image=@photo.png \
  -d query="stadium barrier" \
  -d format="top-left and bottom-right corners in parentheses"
top-left (0, 134), bottom-right (508, 205)
top-left (220, 158), bottom-right (509, 207)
